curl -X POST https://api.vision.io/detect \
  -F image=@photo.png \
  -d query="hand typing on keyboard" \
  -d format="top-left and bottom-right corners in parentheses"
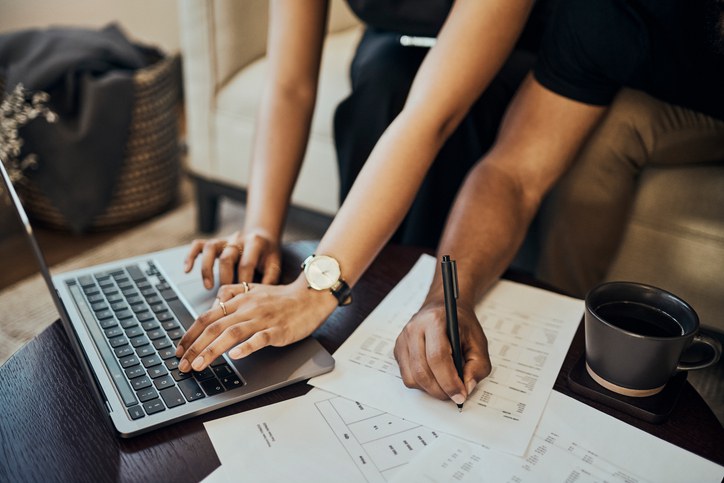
top-left (175, 277), bottom-right (338, 372)
top-left (183, 230), bottom-right (282, 289)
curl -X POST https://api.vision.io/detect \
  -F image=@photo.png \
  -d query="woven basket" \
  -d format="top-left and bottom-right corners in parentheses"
top-left (11, 52), bottom-right (181, 231)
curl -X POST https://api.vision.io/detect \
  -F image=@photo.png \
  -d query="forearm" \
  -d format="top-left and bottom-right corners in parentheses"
top-left (244, 87), bottom-right (317, 241)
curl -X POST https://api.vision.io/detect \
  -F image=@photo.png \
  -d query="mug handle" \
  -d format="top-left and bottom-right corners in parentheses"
top-left (676, 333), bottom-right (723, 371)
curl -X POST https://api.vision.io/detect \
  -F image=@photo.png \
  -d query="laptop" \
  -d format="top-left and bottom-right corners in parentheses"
top-left (0, 159), bottom-right (334, 437)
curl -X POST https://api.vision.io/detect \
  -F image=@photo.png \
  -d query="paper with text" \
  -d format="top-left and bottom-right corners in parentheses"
top-left (203, 389), bottom-right (441, 482)
top-left (389, 391), bottom-right (724, 482)
top-left (310, 254), bottom-right (584, 456)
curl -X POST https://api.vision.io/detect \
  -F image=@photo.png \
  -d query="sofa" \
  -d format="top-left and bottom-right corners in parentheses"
top-left (178, 1), bottom-right (724, 334)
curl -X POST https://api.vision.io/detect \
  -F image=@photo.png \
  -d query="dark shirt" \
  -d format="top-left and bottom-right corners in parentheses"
top-left (534, 0), bottom-right (724, 120)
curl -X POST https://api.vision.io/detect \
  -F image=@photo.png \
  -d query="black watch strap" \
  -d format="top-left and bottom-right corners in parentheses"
top-left (331, 279), bottom-right (352, 306)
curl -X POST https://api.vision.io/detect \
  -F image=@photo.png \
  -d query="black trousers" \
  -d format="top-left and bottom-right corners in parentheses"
top-left (333, 28), bottom-right (535, 249)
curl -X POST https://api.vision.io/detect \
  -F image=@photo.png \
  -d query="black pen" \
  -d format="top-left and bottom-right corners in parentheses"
top-left (441, 255), bottom-right (465, 412)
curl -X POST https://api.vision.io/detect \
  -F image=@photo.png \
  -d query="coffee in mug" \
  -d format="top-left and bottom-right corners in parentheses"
top-left (584, 282), bottom-right (721, 397)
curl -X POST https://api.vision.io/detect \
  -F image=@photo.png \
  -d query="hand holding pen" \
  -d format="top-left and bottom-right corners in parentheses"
top-left (393, 257), bottom-right (492, 405)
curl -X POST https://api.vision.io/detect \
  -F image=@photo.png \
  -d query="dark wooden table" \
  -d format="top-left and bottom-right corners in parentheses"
top-left (1, 242), bottom-right (722, 482)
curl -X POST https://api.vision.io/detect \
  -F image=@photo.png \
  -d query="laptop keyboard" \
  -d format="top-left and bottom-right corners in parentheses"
top-left (67, 261), bottom-right (245, 421)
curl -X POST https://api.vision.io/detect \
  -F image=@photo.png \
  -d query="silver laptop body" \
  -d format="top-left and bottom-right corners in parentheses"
top-left (0, 160), bottom-right (334, 437)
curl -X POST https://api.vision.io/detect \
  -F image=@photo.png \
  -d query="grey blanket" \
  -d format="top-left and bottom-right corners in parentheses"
top-left (0, 24), bottom-right (149, 232)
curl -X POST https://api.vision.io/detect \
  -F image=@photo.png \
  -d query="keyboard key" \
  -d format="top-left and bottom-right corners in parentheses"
top-left (156, 311), bottom-right (174, 322)
top-left (99, 318), bottom-right (118, 330)
top-left (120, 318), bottom-right (138, 330)
top-left (171, 369), bottom-right (192, 381)
top-left (119, 355), bottom-right (140, 369)
top-left (158, 347), bottom-right (176, 360)
top-left (145, 295), bottom-right (162, 305)
top-left (110, 270), bottom-right (125, 279)
top-left (109, 335), bottom-right (128, 348)
top-left (125, 365), bottom-right (146, 379)
top-left (111, 302), bottom-right (129, 312)
top-left (220, 374), bottom-right (243, 390)
top-left (78, 275), bottom-right (95, 287)
top-left (154, 375), bottom-right (175, 390)
top-left (96, 309), bottom-right (114, 320)
top-left (99, 280), bottom-right (115, 290)
top-left (114, 344), bottom-right (134, 358)
top-left (193, 367), bottom-right (216, 381)
top-left (123, 289), bottom-right (139, 298)
top-left (212, 364), bottom-right (234, 379)
top-left (87, 294), bottom-right (105, 304)
top-left (133, 304), bottom-right (150, 314)
top-left (125, 326), bottom-right (144, 339)
top-left (136, 345), bottom-right (155, 358)
top-left (132, 375), bottom-right (152, 391)
top-left (151, 303), bottom-right (167, 314)
top-left (106, 293), bottom-right (124, 304)
top-left (102, 287), bottom-right (118, 297)
top-left (146, 328), bottom-right (165, 340)
top-left (91, 302), bottom-right (109, 312)
top-left (118, 281), bottom-right (134, 290)
top-left (141, 288), bottom-right (156, 298)
top-left (159, 289), bottom-right (178, 301)
top-left (137, 281), bottom-right (151, 290)
top-left (127, 405), bottom-right (145, 420)
top-left (137, 387), bottom-right (158, 403)
top-left (131, 335), bottom-right (150, 348)
top-left (165, 358), bottom-right (180, 370)
top-left (104, 326), bottom-right (124, 339)
top-left (143, 398), bottom-right (165, 415)
top-left (125, 265), bottom-right (146, 281)
top-left (167, 328), bottom-right (184, 341)
top-left (94, 272), bottom-right (111, 281)
top-left (136, 311), bottom-right (154, 322)
top-left (142, 320), bottom-right (160, 331)
top-left (210, 357), bottom-right (228, 367)
top-left (200, 378), bottom-right (226, 396)
top-left (147, 365), bottom-right (169, 379)
top-left (115, 309), bottom-right (134, 320)
top-left (141, 354), bottom-right (162, 368)
top-left (161, 320), bottom-right (179, 331)
top-left (177, 378), bottom-right (205, 402)
top-left (153, 338), bottom-right (172, 351)
top-left (159, 387), bottom-right (186, 408)
top-left (127, 295), bottom-right (144, 306)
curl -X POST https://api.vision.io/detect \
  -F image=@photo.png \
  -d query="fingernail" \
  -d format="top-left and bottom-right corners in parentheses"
top-left (179, 360), bottom-right (190, 372)
top-left (191, 356), bottom-right (205, 371)
top-left (466, 379), bottom-right (477, 395)
top-left (183, 262), bottom-right (190, 272)
top-left (451, 394), bottom-right (465, 405)
top-left (204, 278), bottom-right (211, 289)
top-left (175, 345), bottom-right (184, 356)
top-left (229, 348), bottom-right (242, 359)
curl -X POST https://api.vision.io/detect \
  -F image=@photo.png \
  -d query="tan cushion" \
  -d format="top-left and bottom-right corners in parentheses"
top-left (606, 165), bottom-right (724, 332)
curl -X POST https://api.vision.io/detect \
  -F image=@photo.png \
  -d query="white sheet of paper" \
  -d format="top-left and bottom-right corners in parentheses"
top-left (310, 254), bottom-right (584, 455)
top-left (203, 388), bottom-right (442, 483)
top-left (389, 391), bottom-right (724, 483)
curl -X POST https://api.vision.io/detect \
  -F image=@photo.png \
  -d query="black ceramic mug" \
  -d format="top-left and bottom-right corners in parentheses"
top-left (584, 282), bottom-right (722, 397)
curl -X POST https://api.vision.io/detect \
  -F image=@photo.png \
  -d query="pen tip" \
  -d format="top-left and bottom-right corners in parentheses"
top-left (457, 404), bottom-right (463, 412)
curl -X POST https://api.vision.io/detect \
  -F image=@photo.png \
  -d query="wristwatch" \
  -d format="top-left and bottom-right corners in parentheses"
top-left (301, 254), bottom-right (352, 306)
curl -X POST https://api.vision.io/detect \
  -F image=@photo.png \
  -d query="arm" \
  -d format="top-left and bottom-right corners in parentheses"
top-left (184, 0), bottom-right (329, 287)
top-left (394, 75), bottom-right (606, 402)
top-left (178, 0), bottom-right (540, 372)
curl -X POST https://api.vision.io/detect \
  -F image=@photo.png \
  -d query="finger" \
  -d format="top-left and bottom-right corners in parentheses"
top-left (199, 240), bottom-right (224, 289)
top-left (462, 335), bottom-right (492, 394)
top-left (184, 239), bottom-right (206, 273)
top-left (175, 302), bottom-right (226, 359)
top-left (393, 334), bottom-right (418, 389)
top-left (260, 253), bottom-right (282, 285)
top-left (228, 329), bottom-right (273, 359)
top-left (238, 238), bottom-right (263, 283)
top-left (405, 327), bottom-right (448, 400)
top-left (218, 244), bottom-right (242, 286)
top-left (189, 323), bottom-right (253, 372)
top-left (179, 317), bottom-right (233, 372)
top-left (426, 333), bottom-right (467, 405)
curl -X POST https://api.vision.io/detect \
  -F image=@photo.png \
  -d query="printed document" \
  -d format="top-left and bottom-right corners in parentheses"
top-left (390, 391), bottom-right (724, 483)
top-left (310, 254), bottom-right (583, 455)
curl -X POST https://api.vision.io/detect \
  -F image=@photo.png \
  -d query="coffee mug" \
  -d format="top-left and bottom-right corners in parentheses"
top-left (584, 281), bottom-right (722, 397)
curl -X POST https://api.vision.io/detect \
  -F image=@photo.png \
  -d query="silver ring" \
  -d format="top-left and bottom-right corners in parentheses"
top-left (219, 300), bottom-right (228, 316)
top-left (242, 281), bottom-right (250, 294)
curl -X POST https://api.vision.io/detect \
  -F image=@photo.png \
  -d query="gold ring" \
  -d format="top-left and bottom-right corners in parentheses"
top-left (219, 300), bottom-right (228, 316)
top-left (242, 281), bottom-right (250, 293)
top-left (222, 242), bottom-right (243, 256)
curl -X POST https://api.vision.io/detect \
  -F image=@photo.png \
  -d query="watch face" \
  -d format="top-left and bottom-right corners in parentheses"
top-left (304, 255), bottom-right (341, 290)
